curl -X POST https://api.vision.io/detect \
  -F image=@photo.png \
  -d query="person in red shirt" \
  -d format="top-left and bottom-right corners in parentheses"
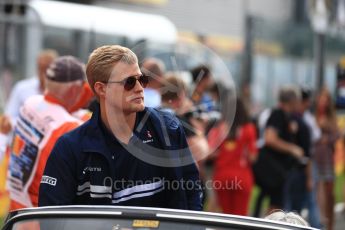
top-left (213, 98), bottom-right (257, 216)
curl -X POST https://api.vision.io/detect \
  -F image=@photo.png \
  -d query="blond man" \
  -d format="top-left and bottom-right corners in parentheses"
top-left (39, 45), bottom-right (202, 210)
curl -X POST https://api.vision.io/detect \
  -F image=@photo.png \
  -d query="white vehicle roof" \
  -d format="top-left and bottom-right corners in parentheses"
top-left (29, 0), bottom-right (177, 44)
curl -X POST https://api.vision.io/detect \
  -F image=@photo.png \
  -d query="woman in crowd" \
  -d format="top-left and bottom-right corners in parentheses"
top-left (314, 87), bottom-right (339, 230)
top-left (213, 98), bottom-right (257, 215)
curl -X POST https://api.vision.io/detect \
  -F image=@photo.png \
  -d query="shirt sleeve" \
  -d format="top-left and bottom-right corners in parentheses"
top-left (265, 110), bottom-right (285, 134)
top-left (38, 136), bottom-right (77, 206)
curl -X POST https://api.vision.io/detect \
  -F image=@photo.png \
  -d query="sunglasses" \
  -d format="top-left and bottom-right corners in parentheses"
top-left (104, 74), bottom-right (149, 91)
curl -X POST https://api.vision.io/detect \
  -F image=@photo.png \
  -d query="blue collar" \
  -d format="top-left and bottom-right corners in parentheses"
top-left (81, 104), bottom-right (112, 158)
top-left (81, 104), bottom-right (153, 153)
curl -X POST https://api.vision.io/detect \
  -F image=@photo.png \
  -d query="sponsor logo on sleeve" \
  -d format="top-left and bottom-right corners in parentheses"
top-left (41, 175), bottom-right (57, 186)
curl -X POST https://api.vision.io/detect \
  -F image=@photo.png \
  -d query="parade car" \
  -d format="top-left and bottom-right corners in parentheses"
top-left (2, 206), bottom-right (318, 230)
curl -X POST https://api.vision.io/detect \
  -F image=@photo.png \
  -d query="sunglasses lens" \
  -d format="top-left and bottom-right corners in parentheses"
top-left (123, 75), bottom-right (149, 90)
top-left (124, 77), bottom-right (137, 90)
top-left (139, 75), bottom-right (149, 88)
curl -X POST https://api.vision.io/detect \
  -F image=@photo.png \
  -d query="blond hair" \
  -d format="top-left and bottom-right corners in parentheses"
top-left (86, 45), bottom-right (138, 95)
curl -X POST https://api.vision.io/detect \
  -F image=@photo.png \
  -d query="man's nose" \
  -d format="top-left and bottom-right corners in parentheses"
top-left (133, 79), bottom-right (144, 92)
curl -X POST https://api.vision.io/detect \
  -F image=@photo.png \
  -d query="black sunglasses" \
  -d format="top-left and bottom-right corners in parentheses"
top-left (105, 74), bottom-right (149, 91)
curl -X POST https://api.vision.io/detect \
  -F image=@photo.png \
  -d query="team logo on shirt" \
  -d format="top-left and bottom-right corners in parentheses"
top-left (83, 166), bottom-right (102, 174)
top-left (143, 130), bottom-right (154, 143)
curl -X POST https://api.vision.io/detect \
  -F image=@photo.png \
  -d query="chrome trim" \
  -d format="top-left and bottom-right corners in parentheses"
top-left (156, 213), bottom-right (291, 230)
top-left (5, 210), bottom-right (122, 226)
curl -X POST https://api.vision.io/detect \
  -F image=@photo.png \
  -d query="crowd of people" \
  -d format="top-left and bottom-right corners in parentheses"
top-left (0, 45), bottom-right (344, 230)
top-left (253, 86), bottom-right (339, 230)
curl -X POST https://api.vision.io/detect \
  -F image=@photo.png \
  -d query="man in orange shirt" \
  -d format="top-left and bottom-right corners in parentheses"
top-left (7, 56), bottom-right (86, 210)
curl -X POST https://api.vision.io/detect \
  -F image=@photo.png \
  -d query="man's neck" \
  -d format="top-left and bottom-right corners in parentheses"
top-left (100, 103), bottom-right (136, 144)
top-left (44, 93), bottom-right (69, 111)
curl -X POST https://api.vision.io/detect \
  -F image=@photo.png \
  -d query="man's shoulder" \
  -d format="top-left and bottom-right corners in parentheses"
top-left (145, 107), bottom-right (180, 130)
top-left (271, 107), bottom-right (284, 115)
top-left (61, 118), bottom-right (91, 139)
top-left (268, 108), bottom-right (287, 121)
top-left (23, 94), bottom-right (44, 104)
top-left (265, 108), bottom-right (287, 130)
top-left (55, 119), bottom-right (92, 150)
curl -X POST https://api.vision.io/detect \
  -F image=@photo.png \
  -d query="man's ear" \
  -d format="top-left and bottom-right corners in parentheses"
top-left (94, 82), bottom-right (106, 99)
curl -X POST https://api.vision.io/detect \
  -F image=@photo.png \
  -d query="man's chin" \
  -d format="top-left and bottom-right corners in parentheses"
top-left (130, 104), bottom-right (145, 112)
top-left (136, 106), bottom-right (145, 112)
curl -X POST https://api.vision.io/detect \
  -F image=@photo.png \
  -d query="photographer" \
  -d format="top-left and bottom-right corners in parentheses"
top-left (160, 74), bottom-right (209, 166)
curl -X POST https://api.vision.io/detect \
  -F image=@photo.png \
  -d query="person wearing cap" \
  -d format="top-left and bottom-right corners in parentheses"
top-left (39, 45), bottom-right (202, 210)
top-left (6, 56), bottom-right (86, 210)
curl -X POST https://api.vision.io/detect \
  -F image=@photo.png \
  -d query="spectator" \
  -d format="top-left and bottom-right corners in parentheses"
top-left (160, 74), bottom-right (209, 167)
top-left (141, 58), bottom-right (165, 108)
top-left (39, 45), bottom-right (202, 210)
top-left (1, 50), bottom-right (58, 128)
top-left (160, 74), bottom-right (209, 206)
top-left (314, 87), bottom-right (339, 230)
top-left (0, 50), bottom-right (58, 162)
top-left (283, 91), bottom-right (311, 213)
top-left (7, 56), bottom-right (86, 210)
top-left (213, 98), bottom-right (258, 216)
top-left (253, 86), bottom-right (304, 211)
top-left (190, 65), bottom-right (214, 111)
top-left (204, 83), bottom-right (233, 213)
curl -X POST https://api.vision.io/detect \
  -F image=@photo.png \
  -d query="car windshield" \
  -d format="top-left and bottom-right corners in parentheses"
top-left (11, 217), bottom-right (240, 230)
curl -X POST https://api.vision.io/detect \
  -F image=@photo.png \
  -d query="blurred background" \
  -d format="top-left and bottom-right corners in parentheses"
top-left (1, 0), bottom-right (345, 111)
top-left (0, 0), bottom-right (345, 229)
